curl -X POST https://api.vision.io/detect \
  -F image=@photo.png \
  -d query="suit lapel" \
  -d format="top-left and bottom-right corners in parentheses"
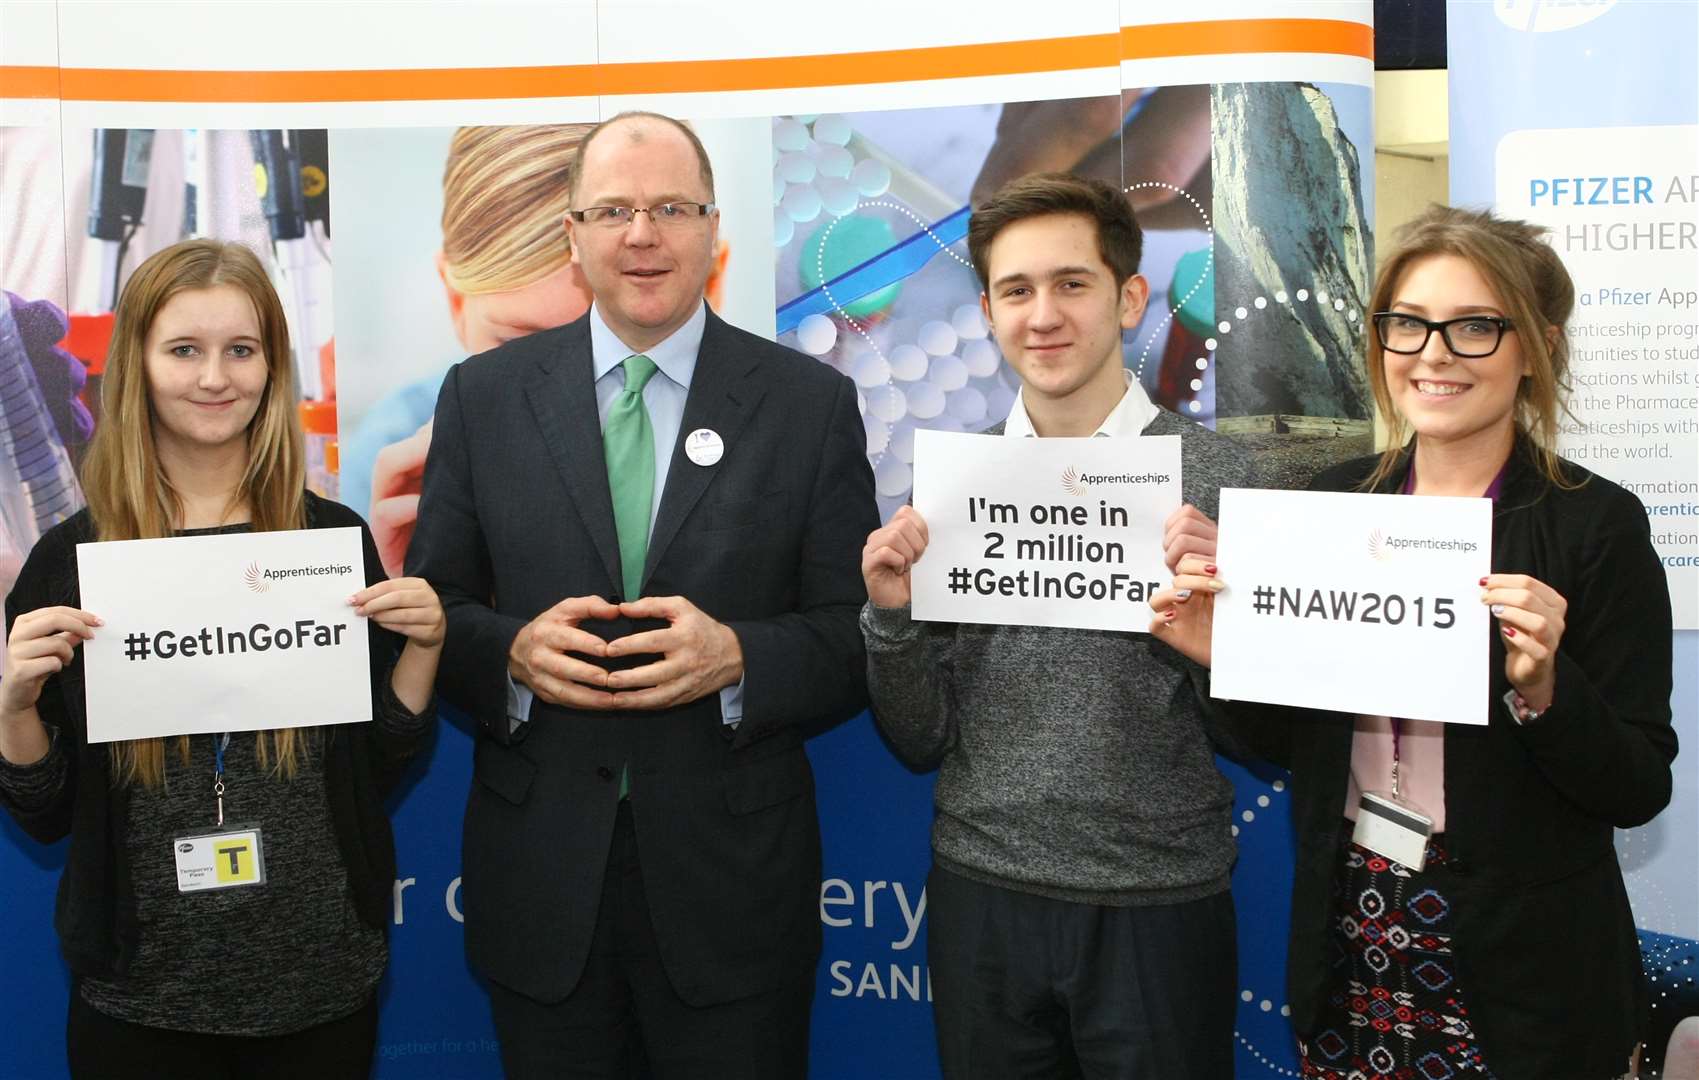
top-left (524, 317), bottom-right (623, 595)
top-left (644, 312), bottom-right (769, 587)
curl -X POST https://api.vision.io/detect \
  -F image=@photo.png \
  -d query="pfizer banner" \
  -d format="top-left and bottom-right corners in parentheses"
top-left (1449, 2), bottom-right (1699, 1073)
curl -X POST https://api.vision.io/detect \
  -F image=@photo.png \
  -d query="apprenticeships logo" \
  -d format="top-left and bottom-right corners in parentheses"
top-left (1062, 468), bottom-right (1171, 496)
top-left (1062, 466), bottom-right (1086, 497)
top-left (242, 559), bottom-right (356, 593)
top-left (1368, 528), bottom-right (1479, 558)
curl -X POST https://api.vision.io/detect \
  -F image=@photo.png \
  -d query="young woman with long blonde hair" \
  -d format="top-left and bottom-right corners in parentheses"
top-left (0, 239), bottom-right (444, 1079)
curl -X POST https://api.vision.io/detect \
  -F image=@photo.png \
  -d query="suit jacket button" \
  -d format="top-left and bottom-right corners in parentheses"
top-left (596, 766), bottom-right (614, 781)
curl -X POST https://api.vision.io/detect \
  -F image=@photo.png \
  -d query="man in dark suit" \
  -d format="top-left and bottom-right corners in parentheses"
top-left (407, 110), bottom-right (878, 1079)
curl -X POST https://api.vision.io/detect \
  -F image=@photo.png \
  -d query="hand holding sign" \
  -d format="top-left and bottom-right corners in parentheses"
top-left (1150, 553), bottom-right (1222, 667)
top-left (1161, 504), bottom-right (1220, 573)
top-left (1, 607), bottom-right (102, 722)
top-left (352, 577), bottom-right (445, 649)
top-left (862, 507), bottom-right (930, 609)
top-left (1482, 572), bottom-right (1568, 712)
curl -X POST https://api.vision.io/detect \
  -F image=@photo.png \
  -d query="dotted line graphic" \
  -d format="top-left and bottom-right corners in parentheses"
top-left (808, 198), bottom-right (979, 474)
top-left (813, 197), bottom-right (974, 369)
top-left (1235, 1028), bottom-right (1303, 1078)
top-left (1235, 976), bottom-right (1299, 1076)
top-left (1617, 828), bottom-right (1687, 937)
top-left (1642, 933), bottom-right (1697, 1017)
top-left (1125, 181), bottom-right (1214, 407)
top-left (1193, 288), bottom-right (1364, 416)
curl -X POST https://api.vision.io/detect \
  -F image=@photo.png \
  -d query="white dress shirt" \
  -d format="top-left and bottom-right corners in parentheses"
top-left (1001, 369), bottom-right (1159, 439)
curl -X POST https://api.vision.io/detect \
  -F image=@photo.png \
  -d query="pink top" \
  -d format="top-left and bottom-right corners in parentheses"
top-left (1344, 715), bottom-right (1447, 830)
top-left (1339, 456), bottom-right (1511, 833)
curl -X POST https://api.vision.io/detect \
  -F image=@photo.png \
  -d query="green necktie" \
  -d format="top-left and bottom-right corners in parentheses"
top-left (605, 354), bottom-right (659, 602)
top-left (605, 355), bottom-right (657, 802)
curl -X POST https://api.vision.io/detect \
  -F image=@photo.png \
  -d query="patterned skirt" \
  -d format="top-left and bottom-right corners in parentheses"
top-left (1298, 822), bottom-right (1496, 1080)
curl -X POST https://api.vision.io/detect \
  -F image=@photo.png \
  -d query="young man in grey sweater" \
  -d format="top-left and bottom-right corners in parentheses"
top-left (859, 173), bottom-right (1251, 1079)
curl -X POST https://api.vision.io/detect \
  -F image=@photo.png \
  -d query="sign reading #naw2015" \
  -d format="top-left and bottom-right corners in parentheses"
top-left (910, 429), bottom-right (1181, 632)
top-left (1210, 488), bottom-right (1493, 724)
top-left (77, 527), bottom-right (371, 743)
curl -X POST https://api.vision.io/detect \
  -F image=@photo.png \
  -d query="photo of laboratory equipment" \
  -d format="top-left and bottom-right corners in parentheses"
top-left (0, 126), bottom-right (334, 596)
top-left (769, 95), bottom-right (1214, 520)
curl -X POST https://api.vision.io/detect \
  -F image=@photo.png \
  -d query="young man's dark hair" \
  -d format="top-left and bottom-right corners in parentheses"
top-left (966, 172), bottom-right (1145, 290)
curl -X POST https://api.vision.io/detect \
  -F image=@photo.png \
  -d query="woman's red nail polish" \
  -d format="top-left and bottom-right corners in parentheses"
top-left (1204, 564), bottom-right (1218, 576)
top-left (1479, 577), bottom-right (1488, 587)
top-left (1502, 626), bottom-right (1516, 637)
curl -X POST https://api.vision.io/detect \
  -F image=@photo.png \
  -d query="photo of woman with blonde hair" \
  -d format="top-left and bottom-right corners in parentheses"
top-left (0, 238), bottom-right (444, 1079)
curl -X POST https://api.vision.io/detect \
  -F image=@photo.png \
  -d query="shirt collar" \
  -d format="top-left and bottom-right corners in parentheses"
top-left (589, 300), bottom-right (707, 390)
top-left (1002, 369), bottom-right (1158, 438)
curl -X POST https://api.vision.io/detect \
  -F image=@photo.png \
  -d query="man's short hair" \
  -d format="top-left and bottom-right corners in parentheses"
top-left (966, 173), bottom-right (1144, 291)
top-left (564, 110), bottom-right (715, 202)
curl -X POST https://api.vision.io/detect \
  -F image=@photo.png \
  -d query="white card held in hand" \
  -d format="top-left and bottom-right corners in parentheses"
top-left (78, 527), bottom-right (372, 743)
top-left (1210, 488), bottom-right (1492, 724)
top-left (910, 429), bottom-right (1181, 632)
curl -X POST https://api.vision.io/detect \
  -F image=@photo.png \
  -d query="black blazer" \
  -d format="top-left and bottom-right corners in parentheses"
top-left (0, 495), bottom-right (426, 975)
top-left (407, 308), bottom-right (878, 1006)
top-left (1224, 440), bottom-right (1677, 1077)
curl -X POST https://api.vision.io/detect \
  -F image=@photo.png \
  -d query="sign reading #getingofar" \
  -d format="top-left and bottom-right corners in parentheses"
top-left (77, 527), bottom-right (371, 743)
top-left (1210, 488), bottom-right (1493, 724)
top-left (910, 429), bottom-right (1181, 632)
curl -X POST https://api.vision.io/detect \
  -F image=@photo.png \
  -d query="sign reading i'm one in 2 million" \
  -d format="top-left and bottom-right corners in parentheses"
top-left (910, 429), bottom-right (1181, 632)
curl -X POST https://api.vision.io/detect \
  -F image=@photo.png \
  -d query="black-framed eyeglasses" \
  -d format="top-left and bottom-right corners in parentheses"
top-left (1372, 312), bottom-right (1516, 358)
top-left (567, 202), bottom-right (717, 228)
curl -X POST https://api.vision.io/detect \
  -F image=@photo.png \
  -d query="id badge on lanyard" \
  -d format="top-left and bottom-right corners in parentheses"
top-left (172, 733), bottom-right (266, 892)
top-left (1351, 719), bottom-right (1434, 872)
top-left (1355, 462), bottom-right (1489, 873)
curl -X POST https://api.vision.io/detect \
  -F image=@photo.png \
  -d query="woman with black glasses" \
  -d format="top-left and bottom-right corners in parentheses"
top-left (1152, 204), bottom-right (1675, 1078)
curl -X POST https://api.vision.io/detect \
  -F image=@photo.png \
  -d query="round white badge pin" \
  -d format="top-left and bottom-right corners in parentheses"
top-left (685, 428), bottom-right (724, 467)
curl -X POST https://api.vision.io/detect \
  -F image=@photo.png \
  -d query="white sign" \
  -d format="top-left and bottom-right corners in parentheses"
top-left (910, 429), bottom-right (1181, 631)
top-left (77, 528), bottom-right (372, 743)
top-left (1210, 488), bottom-right (1493, 724)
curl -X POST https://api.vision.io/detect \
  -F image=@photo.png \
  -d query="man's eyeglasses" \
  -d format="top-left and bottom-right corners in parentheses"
top-left (568, 202), bottom-right (717, 229)
top-left (1372, 312), bottom-right (1516, 358)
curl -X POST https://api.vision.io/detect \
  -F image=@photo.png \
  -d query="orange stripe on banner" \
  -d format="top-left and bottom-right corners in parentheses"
top-left (2, 35), bottom-right (1117, 104)
top-left (0, 65), bottom-right (61, 99)
top-left (1122, 18), bottom-right (1374, 61)
top-left (52, 63), bottom-right (604, 103)
top-left (0, 18), bottom-right (1369, 104)
top-left (594, 34), bottom-right (1120, 95)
